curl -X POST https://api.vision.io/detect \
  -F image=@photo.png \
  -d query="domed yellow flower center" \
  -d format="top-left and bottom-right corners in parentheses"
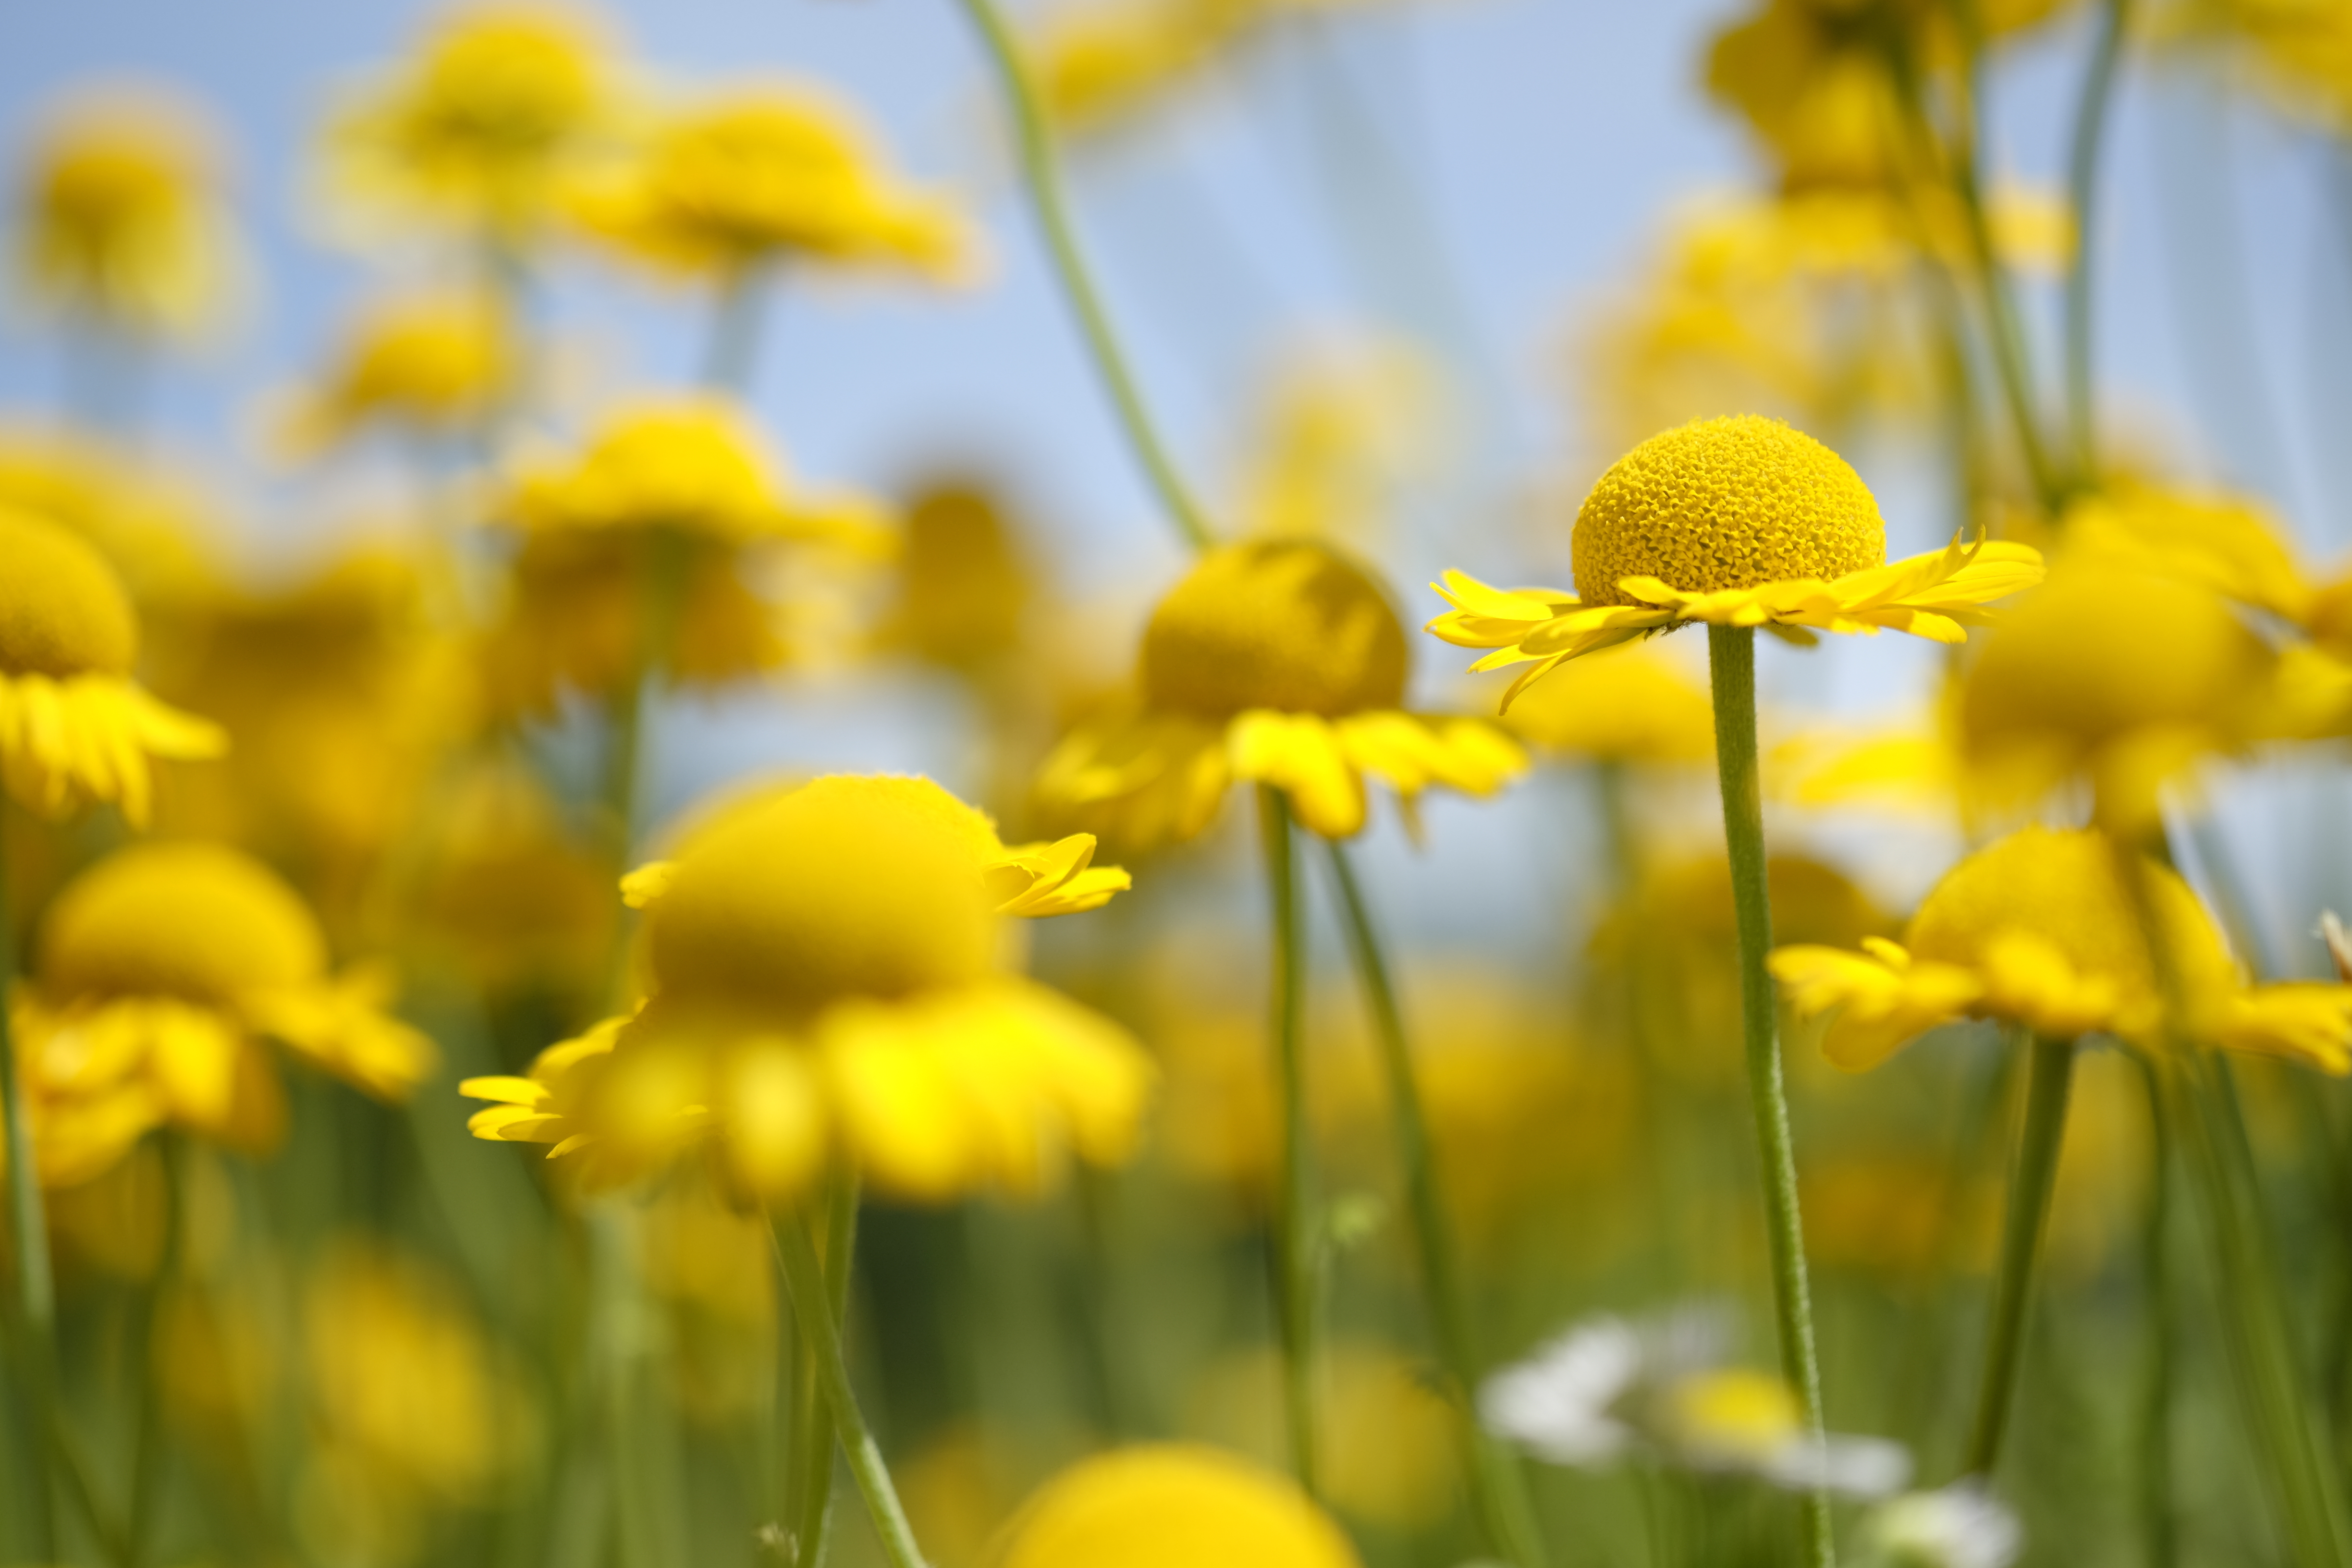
top-left (997, 1445), bottom-right (1360, 1568)
top-left (645, 784), bottom-right (997, 1019)
top-left (1960, 565), bottom-right (2269, 748)
top-left (1140, 540), bottom-right (1407, 719)
top-left (41, 842), bottom-right (327, 1005)
top-left (0, 505), bottom-right (139, 679)
top-left (1572, 415), bottom-right (1883, 608)
top-left (1905, 826), bottom-right (2235, 1002)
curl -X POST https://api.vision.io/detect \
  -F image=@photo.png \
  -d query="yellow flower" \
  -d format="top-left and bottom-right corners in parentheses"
top-left (279, 289), bottom-right (514, 453)
top-left (12, 842), bottom-right (437, 1185)
top-left (1430, 416), bottom-right (2044, 710)
top-left (298, 1242), bottom-right (532, 1564)
top-left (568, 85), bottom-right (975, 281)
top-left (1771, 825), bottom-right (2352, 1073)
top-left (0, 506), bottom-right (224, 826)
top-left (991, 1444), bottom-right (1361, 1568)
top-left (873, 479), bottom-right (1035, 674)
top-left (2186, 0), bottom-right (2352, 133)
top-left (319, 2), bottom-right (618, 237)
top-left (484, 399), bottom-right (891, 708)
top-left (1027, 0), bottom-right (1257, 135)
top-left (461, 774), bottom-right (1152, 1203)
top-left (0, 426), bottom-right (219, 600)
top-left (10, 87), bottom-right (235, 336)
top-left (1038, 539), bottom-right (1526, 845)
top-left (1499, 641), bottom-right (1715, 766)
top-left (1957, 559), bottom-right (2276, 830)
top-left (1234, 336), bottom-right (1442, 544)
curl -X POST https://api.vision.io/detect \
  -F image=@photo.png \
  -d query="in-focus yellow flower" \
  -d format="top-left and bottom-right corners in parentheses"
top-left (1772, 825), bottom-right (2352, 1073)
top-left (568, 85), bottom-right (975, 282)
top-left (1499, 641), bottom-right (1715, 766)
top-left (9, 86), bottom-right (235, 337)
top-left (319, 2), bottom-right (618, 238)
top-left (484, 398), bottom-right (891, 710)
top-left (461, 773), bottom-right (1152, 1202)
top-left (992, 1443), bottom-right (1362, 1568)
top-left (1430, 416), bottom-right (2044, 710)
top-left (299, 1241), bottom-right (532, 1564)
top-left (0, 506), bottom-right (224, 826)
top-left (1039, 539), bottom-right (1526, 845)
top-left (12, 842), bottom-right (437, 1186)
top-left (1957, 559), bottom-right (2277, 831)
top-left (279, 289), bottom-right (514, 454)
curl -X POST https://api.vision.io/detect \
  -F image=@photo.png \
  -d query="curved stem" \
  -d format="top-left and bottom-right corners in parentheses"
top-left (2063, 0), bottom-right (2133, 481)
top-left (0, 825), bottom-right (57, 1560)
top-left (1960, 1032), bottom-right (2076, 1479)
top-left (1324, 842), bottom-right (1548, 1566)
top-left (2136, 1055), bottom-right (2178, 1568)
top-left (949, 0), bottom-right (1218, 554)
top-left (784, 1171), bottom-right (858, 1568)
top-left (1704, 626), bottom-right (1832, 1568)
top-left (770, 1205), bottom-right (929, 1568)
top-left (1255, 786), bottom-right (1320, 1498)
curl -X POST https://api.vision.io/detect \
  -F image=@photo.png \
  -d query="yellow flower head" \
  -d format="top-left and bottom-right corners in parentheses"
top-left (874, 480), bottom-right (1034, 673)
top-left (1772, 825), bottom-right (2352, 1074)
top-left (281, 289), bottom-right (514, 453)
top-left (1027, 0), bottom-right (1257, 136)
top-left (462, 774), bottom-right (1151, 1203)
top-left (0, 506), bottom-right (224, 826)
top-left (568, 84), bottom-right (975, 281)
top-left (992, 1444), bottom-right (1361, 1568)
top-left (321, 3), bottom-right (616, 234)
top-left (1041, 539), bottom-right (1525, 845)
top-left (11, 87), bottom-right (233, 336)
top-left (1429, 416), bottom-right (2045, 709)
top-left (15, 842), bottom-right (437, 1184)
top-left (1958, 560), bottom-right (2274, 830)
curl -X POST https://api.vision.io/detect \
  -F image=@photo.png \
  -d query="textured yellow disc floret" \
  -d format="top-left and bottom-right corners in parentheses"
top-left (1572, 415), bottom-right (1883, 607)
top-left (645, 784), bottom-right (996, 1018)
top-left (1141, 540), bottom-right (1407, 719)
top-left (42, 842), bottom-right (328, 1005)
top-left (995, 1445), bottom-right (1362, 1568)
top-left (0, 506), bottom-right (138, 678)
top-left (1905, 825), bottom-right (2235, 1001)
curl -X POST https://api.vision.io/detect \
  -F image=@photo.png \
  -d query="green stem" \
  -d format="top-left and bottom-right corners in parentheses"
top-left (590, 1206), bottom-right (662, 1568)
top-left (1960, 1032), bottom-right (2076, 1479)
top-left (2136, 1055), bottom-right (2178, 1568)
top-left (126, 1136), bottom-right (185, 1567)
top-left (1256, 786), bottom-right (1320, 1498)
top-left (949, 0), bottom-right (1217, 554)
top-left (785, 1172), bottom-right (858, 1568)
top-left (1704, 625), bottom-right (1832, 1568)
top-left (770, 1206), bottom-right (928, 1568)
top-left (0, 823), bottom-right (57, 1560)
top-left (1323, 842), bottom-right (1548, 1568)
top-left (702, 258), bottom-right (774, 395)
top-left (2063, 0), bottom-right (2132, 480)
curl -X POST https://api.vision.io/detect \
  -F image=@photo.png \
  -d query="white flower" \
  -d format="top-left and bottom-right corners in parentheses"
top-left (1480, 1302), bottom-right (1911, 1499)
top-left (1858, 1484), bottom-right (2024, 1568)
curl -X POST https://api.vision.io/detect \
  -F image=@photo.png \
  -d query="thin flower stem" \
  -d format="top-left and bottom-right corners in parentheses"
top-left (1256, 785), bottom-right (1321, 1498)
top-left (589, 1206), bottom-right (663, 1568)
top-left (948, 0), bottom-right (1218, 555)
top-left (785, 1171), bottom-right (859, 1568)
top-left (1960, 1031), bottom-right (2076, 1479)
top-left (1323, 841), bottom-right (1550, 1568)
top-left (770, 1205), bottom-right (929, 1568)
top-left (702, 258), bottom-right (774, 395)
top-left (2135, 1055), bottom-right (2178, 1568)
top-left (0, 824), bottom-right (58, 1560)
top-left (1704, 625), bottom-right (1833, 1568)
top-left (2063, 0), bottom-right (2133, 480)
top-left (126, 1135), bottom-right (185, 1568)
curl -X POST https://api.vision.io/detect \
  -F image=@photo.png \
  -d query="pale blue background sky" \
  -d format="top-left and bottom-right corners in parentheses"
top-left (3, 0), bottom-right (2348, 955)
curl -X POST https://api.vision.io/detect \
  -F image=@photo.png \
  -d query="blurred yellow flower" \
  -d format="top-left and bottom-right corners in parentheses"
top-left (13, 842), bottom-right (437, 1185)
top-left (568, 83), bottom-right (975, 282)
top-left (2181, 0), bottom-right (2352, 132)
top-left (1772, 825), bottom-right (2352, 1073)
top-left (1234, 337), bottom-right (1444, 544)
top-left (9, 86), bottom-right (236, 337)
top-left (319, 2), bottom-right (619, 238)
top-left (1039, 539), bottom-right (1525, 845)
top-left (1432, 416), bottom-right (2043, 709)
top-left (0, 426), bottom-right (220, 600)
top-left (484, 398), bottom-right (891, 709)
top-left (298, 1241), bottom-right (532, 1564)
top-left (992, 1442), bottom-right (1362, 1568)
top-left (1028, 0), bottom-right (1252, 134)
top-left (0, 505), bottom-right (225, 826)
top-left (461, 773), bottom-right (1152, 1202)
top-left (279, 288), bottom-right (515, 453)
top-left (1500, 641), bottom-right (1715, 766)
top-left (874, 478), bottom-right (1037, 675)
